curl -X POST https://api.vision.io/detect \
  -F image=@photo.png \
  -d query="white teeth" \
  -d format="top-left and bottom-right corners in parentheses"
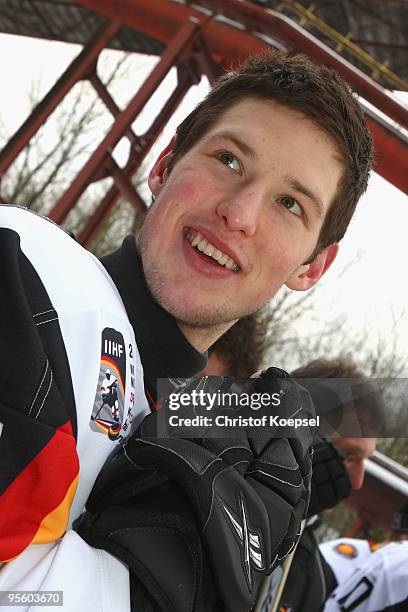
top-left (186, 230), bottom-right (240, 271)
top-left (203, 244), bottom-right (214, 257)
top-left (212, 249), bottom-right (223, 261)
top-left (218, 254), bottom-right (228, 266)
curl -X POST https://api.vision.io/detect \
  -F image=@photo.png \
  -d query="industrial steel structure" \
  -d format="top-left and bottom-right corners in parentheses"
top-left (0, 0), bottom-right (407, 247)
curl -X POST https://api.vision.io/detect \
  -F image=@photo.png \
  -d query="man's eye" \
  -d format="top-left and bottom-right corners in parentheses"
top-left (218, 152), bottom-right (241, 174)
top-left (279, 196), bottom-right (303, 217)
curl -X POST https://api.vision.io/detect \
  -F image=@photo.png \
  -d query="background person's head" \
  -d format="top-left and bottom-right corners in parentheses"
top-left (293, 358), bottom-right (378, 490)
top-left (138, 51), bottom-right (373, 351)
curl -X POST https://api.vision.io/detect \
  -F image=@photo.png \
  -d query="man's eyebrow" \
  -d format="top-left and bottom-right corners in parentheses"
top-left (206, 131), bottom-right (257, 160)
top-left (285, 175), bottom-right (324, 218)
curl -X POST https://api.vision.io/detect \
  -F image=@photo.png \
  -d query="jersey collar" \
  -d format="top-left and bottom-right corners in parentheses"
top-left (100, 235), bottom-right (207, 390)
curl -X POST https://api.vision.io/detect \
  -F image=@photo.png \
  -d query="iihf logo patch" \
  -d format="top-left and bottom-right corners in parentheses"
top-left (90, 328), bottom-right (126, 441)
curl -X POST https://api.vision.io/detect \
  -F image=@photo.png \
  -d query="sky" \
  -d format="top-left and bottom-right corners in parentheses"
top-left (1, 33), bottom-right (407, 370)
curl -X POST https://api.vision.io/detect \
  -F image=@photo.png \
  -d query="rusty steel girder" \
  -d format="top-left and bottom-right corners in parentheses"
top-left (47, 18), bottom-right (201, 224)
top-left (77, 66), bottom-right (194, 245)
top-left (78, 0), bottom-right (408, 194)
top-left (0, 0), bottom-right (406, 238)
top-left (0, 20), bottom-right (121, 179)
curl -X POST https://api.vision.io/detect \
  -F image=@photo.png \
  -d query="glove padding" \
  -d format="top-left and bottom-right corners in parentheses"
top-left (76, 368), bottom-right (315, 612)
top-left (307, 437), bottom-right (351, 517)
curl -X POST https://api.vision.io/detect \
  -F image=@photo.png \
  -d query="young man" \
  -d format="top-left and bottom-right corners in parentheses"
top-left (138, 65), bottom-right (370, 352)
top-left (0, 50), bottom-right (373, 610)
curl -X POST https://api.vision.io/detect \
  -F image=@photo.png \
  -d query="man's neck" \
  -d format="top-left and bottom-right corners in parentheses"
top-left (177, 320), bottom-right (236, 353)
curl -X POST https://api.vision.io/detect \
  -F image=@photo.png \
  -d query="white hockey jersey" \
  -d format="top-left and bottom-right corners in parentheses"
top-left (320, 537), bottom-right (378, 585)
top-left (323, 541), bottom-right (408, 612)
top-left (0, 205), bottom-right (150, 611)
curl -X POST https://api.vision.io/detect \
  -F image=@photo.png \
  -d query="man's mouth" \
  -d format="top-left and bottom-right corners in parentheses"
top-left (185, 229), bottom-right (241, 272)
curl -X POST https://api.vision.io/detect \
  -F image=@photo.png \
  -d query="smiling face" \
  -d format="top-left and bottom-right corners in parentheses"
top-left (137, 98), bottom-right (343, 348)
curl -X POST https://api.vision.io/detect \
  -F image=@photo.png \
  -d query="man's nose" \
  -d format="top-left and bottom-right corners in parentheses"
top-left (216, 186), bottom-right (264, 237)
top-left (348, 460), bottom-right (365, 490)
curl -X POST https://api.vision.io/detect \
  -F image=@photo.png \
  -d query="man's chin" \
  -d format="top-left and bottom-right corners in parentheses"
top-left (159, 291), bottom-right (239, 327)
top-left (143, 264), bottom-right (250, 328)
top-left (166, 300), bottom-right (236, 329)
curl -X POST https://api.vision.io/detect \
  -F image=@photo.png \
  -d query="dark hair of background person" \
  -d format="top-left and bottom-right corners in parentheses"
top-left (168, 49), bottom-right (374, 261)
top-left (293, 357), bottom-right (385, 436)
top-left (293, 357), bottom-right (366, 379)
top-left (208, 310), bottom-right (270, 378)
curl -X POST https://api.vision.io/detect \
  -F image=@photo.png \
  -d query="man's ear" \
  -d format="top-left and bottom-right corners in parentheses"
top-left (148, 136), bottom-right (176, 196)
top-left (286, 243), bottom-right (339, 291)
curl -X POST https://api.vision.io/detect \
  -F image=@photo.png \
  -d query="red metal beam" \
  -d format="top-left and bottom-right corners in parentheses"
top-left (105, 155), bottom-right (146, 211)
top-left (139, 62), bottom-right (199, 149)
top-left (89, 73), bottom-right (142, 150)
top-left (366, 117), bottom-right (408, 194)
top-left (1, 0), bottom-right (405, 234)
top-left (79, 0), bottom-right (266, 64)
top-left (78, 182), bottom-right (121, 246)
top-left (79, 64), bottom-right (194, 246)
top-left (48, 19), bottom-right (201, 224)
top-left (198, 0), bottom-right (408, 125)
top-left (0, 20), bottom-right (120, 178)
top-left (78, 0), bottom-right (407, 194)
top-left (79, 0), bottom-right (407, 126)
top-left (191, 35), bottom-right (225, 84)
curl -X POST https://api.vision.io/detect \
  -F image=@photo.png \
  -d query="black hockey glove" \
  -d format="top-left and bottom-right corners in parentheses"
top-left (75, 369), bottom-right (315, 612)
top-left (306, 437), bottom-right (351, 518)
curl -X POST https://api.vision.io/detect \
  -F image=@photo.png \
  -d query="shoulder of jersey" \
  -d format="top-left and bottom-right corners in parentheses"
top-left (0, 204), bottom-right (119, 300)
top-left (1, 204), bottom-right (75, 236)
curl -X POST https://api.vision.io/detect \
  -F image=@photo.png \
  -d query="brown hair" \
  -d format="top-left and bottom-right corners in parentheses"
top-left (169, 50), bottom-right (374, 258)
top-left (293, 358), bottom-right (384, 435)
top-left (208, 310), bottom-right (270, 378)
top-left (292, 357), bottom-right (365, 379)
